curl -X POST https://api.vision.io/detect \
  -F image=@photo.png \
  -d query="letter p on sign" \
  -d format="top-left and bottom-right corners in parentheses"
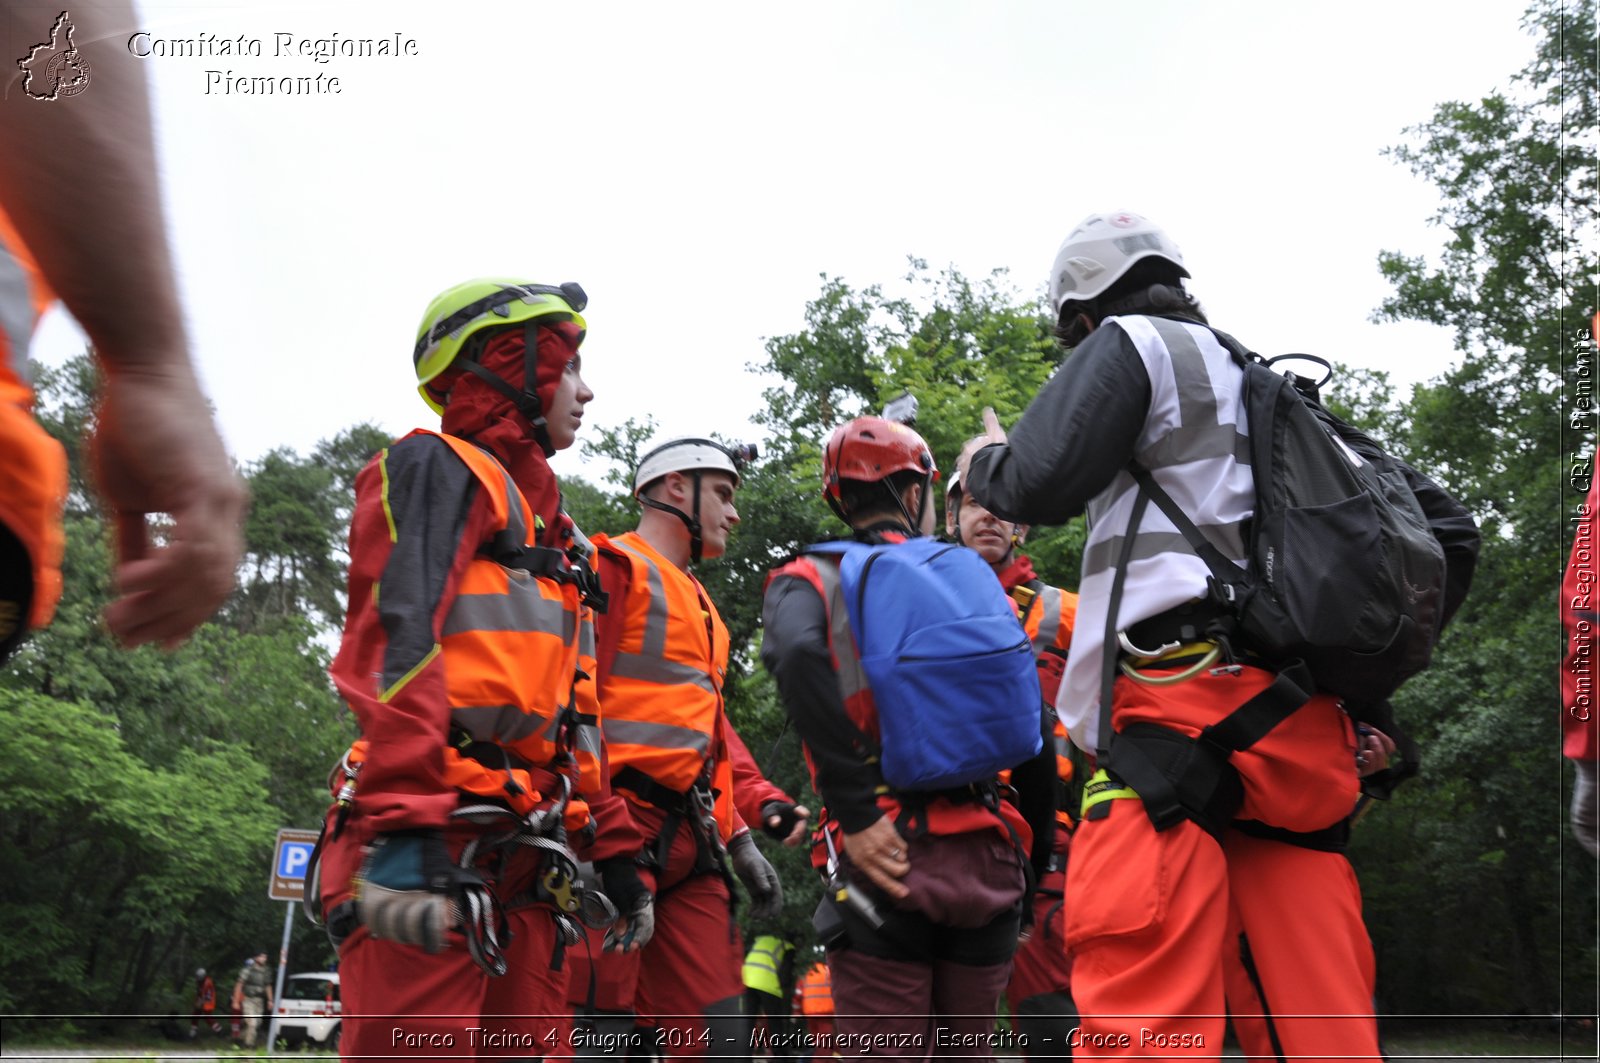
top-left (269, 828), bottom-right (322, 901)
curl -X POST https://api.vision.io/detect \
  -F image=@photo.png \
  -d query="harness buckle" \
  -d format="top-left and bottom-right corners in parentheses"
top-left (540, 864), bottom-right (580, 915)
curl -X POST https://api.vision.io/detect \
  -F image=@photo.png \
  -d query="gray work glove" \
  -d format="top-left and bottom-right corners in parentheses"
top-left (356, 830), bottom-right (477, 953)
top-left (1573, 760), bottom-right (1598, 858)
top-left (728, 830), bottom-right (783, 920)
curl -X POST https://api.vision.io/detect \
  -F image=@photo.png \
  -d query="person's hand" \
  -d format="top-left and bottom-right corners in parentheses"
top-left (841, 817), bottom-right (910, 900)
top-left (981, 406), bottom-right (1008, 446)
top-left (1355, 726), bottom-right (1397, 777)
top-left (956, 409), bottom-right (1008, 487)
top-left (604, 892), bottom-right (656, 953)
top-left (355, 829), bottom-right (468, 953)
top-left (1573, 760), bottom-right (1598, 858)
top-left (761, 800), bottom-right (812, 846)
top-left (728, 830), bottom-right (784, 919)
top-left (91, 363), bottom-right (247, 648)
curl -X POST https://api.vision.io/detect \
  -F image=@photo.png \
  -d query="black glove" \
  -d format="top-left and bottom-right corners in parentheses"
top-left (597, 856), bottom-right (655, 951)
top-left (728, 831), bottom-right (782, 920)
top-left (760, 800), bottom-right (804, 842)
top-left (596, 856), bottom-right (649, 915)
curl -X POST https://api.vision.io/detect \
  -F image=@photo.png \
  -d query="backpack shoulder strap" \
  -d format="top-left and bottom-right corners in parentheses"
top-left (1125, 461), bottom-right (1249, 606)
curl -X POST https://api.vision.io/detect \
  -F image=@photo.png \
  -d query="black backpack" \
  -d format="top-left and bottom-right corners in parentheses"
top-left (1127, 333), bottom-right (1449, 710)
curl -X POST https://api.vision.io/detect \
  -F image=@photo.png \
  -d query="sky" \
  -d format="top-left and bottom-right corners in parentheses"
top-left (23, 0), bottom-right (1543, 484)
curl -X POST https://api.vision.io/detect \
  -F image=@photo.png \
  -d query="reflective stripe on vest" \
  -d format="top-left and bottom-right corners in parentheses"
top-left (595, 531), bottom-right (735, 835)
top-left (1063, 315), bottom-right (1256, 748)
top-left (604, 535), bottom-right (719, 694)
top-left (742, 934), bottom-right (790, 996)
top-left (411, 430), bottom-right (604, 796)
top-left (807, 555), bottom-right (871, 709)
top-left (1027, 584), bottom-right (1064, 658)
top-left (0, 239), bottom-right (35, 389)
top-left (798, 964), bottom-right (833, 1016)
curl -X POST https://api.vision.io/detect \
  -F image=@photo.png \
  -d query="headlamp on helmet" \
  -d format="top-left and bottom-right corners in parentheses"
top-left (634, 436), bottom-right (754, 564)
top-left (412, 278), bottom-right (587, 415)
top-left (882, 392), bottom-right (919, 427)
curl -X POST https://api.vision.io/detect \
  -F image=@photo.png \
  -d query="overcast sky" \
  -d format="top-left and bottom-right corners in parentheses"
top-left (28, 0), bottom-right (1541, 481)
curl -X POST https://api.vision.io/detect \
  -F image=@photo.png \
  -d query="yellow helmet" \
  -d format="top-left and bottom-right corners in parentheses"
top-left (412, 278), bottom-right (587, 414)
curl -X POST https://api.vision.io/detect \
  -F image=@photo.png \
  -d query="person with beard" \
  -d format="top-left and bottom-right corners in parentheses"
top-left (318, 279), bottom-right (647, 1060)
top-left (945, 448), bottom-right (1079, 1060)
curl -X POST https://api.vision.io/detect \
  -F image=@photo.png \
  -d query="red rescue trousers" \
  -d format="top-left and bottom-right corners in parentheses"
top-left (1223, 833), bottom-right (1376, 1061)
top-left (1005, 822), bottom-right (1076, 1063)
top-left (1005, 824), bottom-right (1073, 1013)
top-left (565, 805), bottom-right (745, 1061)
top-left (1064, 664), bottom-right (1379, 1062)
top-left (324, 821), bottom-right (573, 1061)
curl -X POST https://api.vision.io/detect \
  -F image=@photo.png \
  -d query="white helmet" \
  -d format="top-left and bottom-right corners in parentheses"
top-left (633, 437), bottom-right (748, 496)
top-left (196, 968), bottom-right (206, 979)
top-left (1049, 211), bottom-right (1189, 316)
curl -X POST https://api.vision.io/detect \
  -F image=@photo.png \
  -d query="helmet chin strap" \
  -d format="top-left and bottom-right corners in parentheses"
top-left (881, 474), bottom-right (932, 538)
top-left (457, 322), bottom-right (556, 456)
top-left (640, 471), bottom-right (706, 563)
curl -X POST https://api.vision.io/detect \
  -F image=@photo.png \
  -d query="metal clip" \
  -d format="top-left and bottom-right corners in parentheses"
top-left (1118, 629), bottom-right (1182, 659)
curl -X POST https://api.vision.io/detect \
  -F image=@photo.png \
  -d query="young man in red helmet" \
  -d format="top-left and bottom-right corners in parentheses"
top-left (761, 416), bottom-right (1050, 1060)
top-left (318, 279), bottom-right (648, 1060)
top-left (963, 212), bottom-right (1477, 1059)
top-left (945, 451), bottom-right (1079, 1061)
top-left (566, 436), bottom-right (808, 1059)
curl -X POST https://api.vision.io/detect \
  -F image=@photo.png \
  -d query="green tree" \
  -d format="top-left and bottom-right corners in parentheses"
top-left (705, 263), bottom-right (1086, 945)
top-left (1354, 0), bottom-right (1598, 1015)
top-left (1, 354), bottom-right (358, 1026)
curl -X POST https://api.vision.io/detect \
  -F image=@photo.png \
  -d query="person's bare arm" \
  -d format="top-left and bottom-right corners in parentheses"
top-left (0, 1), bottom-right (245, 647)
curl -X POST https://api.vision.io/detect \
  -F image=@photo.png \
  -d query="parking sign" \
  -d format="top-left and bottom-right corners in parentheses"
top-left (269, 828), bottom-right (321, 902)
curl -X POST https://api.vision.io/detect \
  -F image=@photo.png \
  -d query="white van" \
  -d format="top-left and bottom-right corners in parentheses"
top-left (274, 972), bottom-right (340, 1050)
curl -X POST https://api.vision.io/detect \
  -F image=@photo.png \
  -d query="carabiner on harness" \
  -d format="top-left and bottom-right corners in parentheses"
top-left (1116, 631), bottom-right (1226, 687)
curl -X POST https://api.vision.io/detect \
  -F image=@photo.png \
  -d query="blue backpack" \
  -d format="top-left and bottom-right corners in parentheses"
top-left (808, 538), bottom-right (1043, 791)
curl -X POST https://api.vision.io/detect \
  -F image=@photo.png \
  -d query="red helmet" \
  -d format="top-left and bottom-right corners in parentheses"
top-left (822, 416), bottom-right (937, 513)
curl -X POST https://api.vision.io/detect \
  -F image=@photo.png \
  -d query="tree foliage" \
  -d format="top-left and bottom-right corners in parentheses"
top-left (1, 355), bottom-right (356, 1028)
top-left (1354, 0), bottom-right (1597, 1016)
top-left (1, 3), bottom-right (1591, 1027)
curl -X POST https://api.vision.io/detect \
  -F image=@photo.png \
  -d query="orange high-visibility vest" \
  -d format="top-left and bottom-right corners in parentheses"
top-left (593, 530), bottom-right (736, 840)
top-left (405, 429), bottom-right (603, 826)
top-left (797, 962), bottom-right (833, 1017)
top-left (0, 206), bottom-right (65, 633)
top-left (1012, 581), bottom-right (1079, 824)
